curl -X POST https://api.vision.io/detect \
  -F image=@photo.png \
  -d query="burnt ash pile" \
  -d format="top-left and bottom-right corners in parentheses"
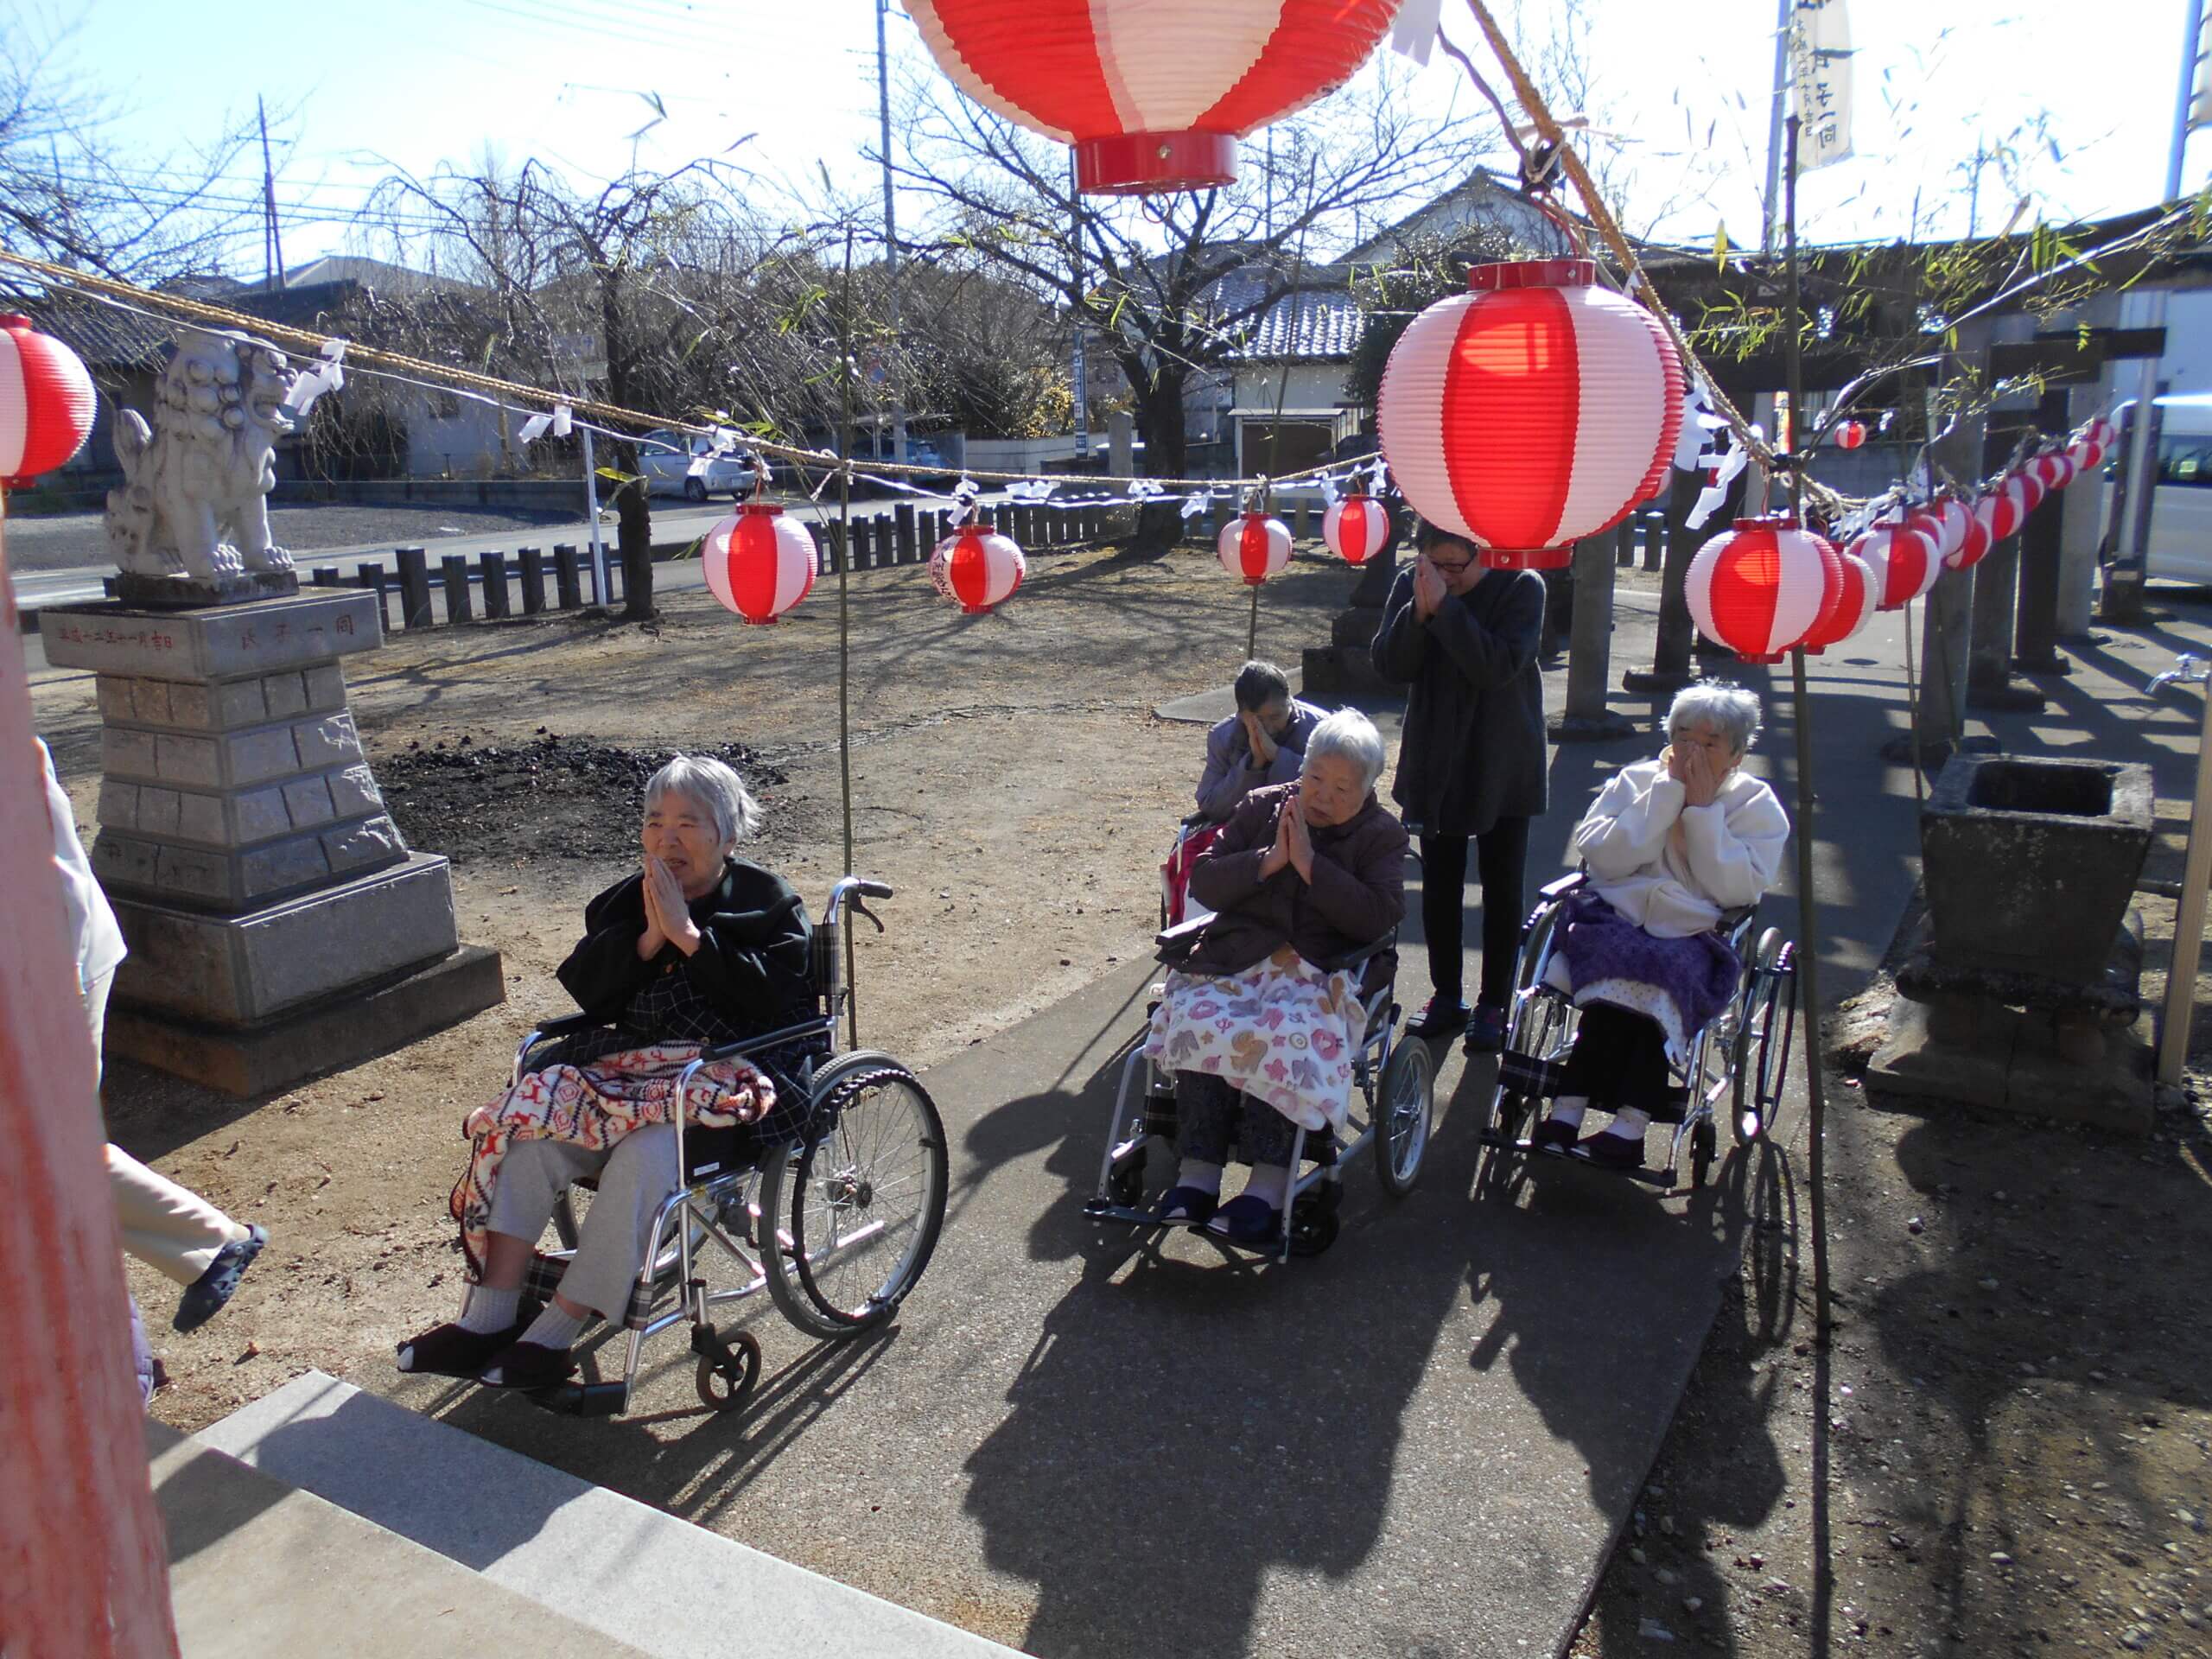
top-left (378, 734), bottom-right (791, 864)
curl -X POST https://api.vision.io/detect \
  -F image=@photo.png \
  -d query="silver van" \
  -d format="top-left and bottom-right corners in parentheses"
top-left (2104, 392), bottom-right (2212, 585)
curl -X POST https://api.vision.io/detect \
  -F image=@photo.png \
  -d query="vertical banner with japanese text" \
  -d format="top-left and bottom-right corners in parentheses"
top-left (1791, 0), bottom-right (1855, 169)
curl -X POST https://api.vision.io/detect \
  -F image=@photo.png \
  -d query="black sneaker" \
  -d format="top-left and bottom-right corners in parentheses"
top-left (1462, 1004), bottom-right (1509, 1054)
top-left (1405, 997), bottom-right (1471, 1039)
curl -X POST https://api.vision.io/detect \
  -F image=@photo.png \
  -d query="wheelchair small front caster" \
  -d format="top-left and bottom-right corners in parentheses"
top-left (1105, 1157), bottom-right (1146, 1210)
top-left (693, 1326), bottom-right (762, 1413)
top-left (1689, 1119), bottom-right (1717, 1190)
top-left (1288, 1184), bottom-right (1341, 1257)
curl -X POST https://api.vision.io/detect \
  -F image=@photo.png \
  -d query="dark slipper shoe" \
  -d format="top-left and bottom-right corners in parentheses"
top-left (478, 1340), bottom-right (581, 1391)
top-left (1205, 1192), bottom-right (1286, 1248)
top-left (1574, 1129), bottom-right (1646, 1170)
top-left (1462, 1004), bottom-right (1509, 1055)
top-left (1405, 998), bottom-right (1471, 1039)
top-left (1152, 1184), bottom-right (1219, 1225)
top-left (174, 1224), bottom-right (268, 1332)
top-left (1529, 1118), bottom-right (1579, 1154)
top-left (395, 1319), bottom-right (524, 1378)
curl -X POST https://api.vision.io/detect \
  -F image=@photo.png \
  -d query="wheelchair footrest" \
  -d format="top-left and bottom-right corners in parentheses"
top-left (1491, 1136), bottom-right (1682, 1188)
top-left (526, 1380), bottom-right (629, 1418)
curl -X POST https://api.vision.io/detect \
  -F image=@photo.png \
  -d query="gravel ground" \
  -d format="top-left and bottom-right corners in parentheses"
top-left (3, 501), bottom-right (581, 572)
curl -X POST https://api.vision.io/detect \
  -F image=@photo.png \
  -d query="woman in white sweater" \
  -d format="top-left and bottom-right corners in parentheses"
top-left (1533, 684), bottom-right (1790, 1168)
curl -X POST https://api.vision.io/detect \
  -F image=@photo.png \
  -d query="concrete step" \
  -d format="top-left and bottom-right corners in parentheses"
top-left (148, 1419), bottom-right (650, 1658)
top-left (193, 1370), bottom-right (1027, 1659)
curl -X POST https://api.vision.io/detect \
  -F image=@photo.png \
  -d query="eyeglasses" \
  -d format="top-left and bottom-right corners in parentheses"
top-left (1425, 554), bottom-right (1477, 575)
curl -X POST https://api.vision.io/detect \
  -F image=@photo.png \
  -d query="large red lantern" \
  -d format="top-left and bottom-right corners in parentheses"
top-left (702, 503), bottom-right (817, 625)
top-left (1850, 522), bottom-right (1940, 611)
top-left (1801, 551), bottom-right (1878, 654)
top-left (1218, 512), bottom-right (1292, 584)
top-left (1322, 492), bottom-right (1390, 566)
top-left (1376, 258), bottom-right (1683, 571)
top-left (930, 518), bottom-right (1027, 613)
top-left (0, 315), bottom-right (97, 489)
top-left (906, 0), bottom-right (1399, 194)
top-left (1684, 515), bottom-right (1838, 662)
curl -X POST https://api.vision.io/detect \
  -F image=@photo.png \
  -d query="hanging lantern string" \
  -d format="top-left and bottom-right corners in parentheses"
top-left (0, 249), bottom-right (1374, 499)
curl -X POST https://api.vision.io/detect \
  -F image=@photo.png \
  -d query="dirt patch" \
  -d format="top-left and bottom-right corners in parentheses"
top-left (379, 735), bottom-right (790, 864)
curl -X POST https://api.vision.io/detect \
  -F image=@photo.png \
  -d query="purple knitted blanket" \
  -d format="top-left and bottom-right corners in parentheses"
top-left (1551, 891), bottom-right (1742, 1056)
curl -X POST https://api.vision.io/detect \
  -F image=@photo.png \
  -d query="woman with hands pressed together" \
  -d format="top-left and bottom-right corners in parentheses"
top-left (1533, 684), bottom-right (1789, 1168)
top-left (1370, 518), bottom-right (1548, 1054)
top-left (1144, 710), bottom-right (1408, 1244)
top-left (397, 755), bottom-right (821, 1391)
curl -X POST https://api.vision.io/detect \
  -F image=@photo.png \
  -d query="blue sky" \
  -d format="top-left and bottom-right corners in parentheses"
top-left (33, 0), bottom-right (2198, 272)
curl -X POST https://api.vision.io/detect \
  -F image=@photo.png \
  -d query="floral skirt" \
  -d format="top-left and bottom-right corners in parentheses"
top-left (1142, 945), bottom-right (1369, 1134)
top-left (449, 1042), bottom-right (774, 1283)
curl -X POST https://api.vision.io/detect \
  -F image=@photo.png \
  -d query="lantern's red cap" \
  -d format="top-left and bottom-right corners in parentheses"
top-left (0, 314), bottom-right (29, 329)
top-left (1467, 258), bottom-right (1598, 293)
top-left (1732, 513), bottom-right (1802, 532)
top-left (739, 501), bottom-right (784, 517)
top-left (1076, 130), bottom-right (1236, 195)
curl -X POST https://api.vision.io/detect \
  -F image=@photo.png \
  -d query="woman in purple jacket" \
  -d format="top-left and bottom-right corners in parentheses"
top-left (1142, 709), bottom-right (1408, 1243)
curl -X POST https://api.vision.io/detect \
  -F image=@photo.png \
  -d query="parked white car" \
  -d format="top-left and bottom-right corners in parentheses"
top-left (636, 429), bottom-right (757, 501)
top-left (2103, 392), bottom-right (2212, 585)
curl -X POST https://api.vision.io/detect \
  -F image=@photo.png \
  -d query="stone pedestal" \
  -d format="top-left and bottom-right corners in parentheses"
top-left (1301, 543), bottom-right (1401, 699)
top-left (41, 591), bottom-right (504, 1096)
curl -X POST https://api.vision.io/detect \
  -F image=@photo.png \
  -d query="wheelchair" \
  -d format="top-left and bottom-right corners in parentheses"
top-left (1081, 928), bottom-right (1435, 1262)
top-left (508, 875), bottom-right (949, 1418)
top-left (1482, 872), bottom-right (1797, 1190)
top-left (1159, 810), bottom-right (1222, 931)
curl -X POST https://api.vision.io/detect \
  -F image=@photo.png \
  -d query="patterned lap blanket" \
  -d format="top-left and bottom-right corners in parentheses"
top-left (1542, 891), bottom-right (1741, 1062)
top-left (1142, 945), bottom-right (1369, 1134)
top-left (449, 1042), bottom-right (774, 1283)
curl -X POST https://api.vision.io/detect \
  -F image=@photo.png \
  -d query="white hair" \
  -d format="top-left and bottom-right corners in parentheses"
top-left (643, 754), bottom-right (760, 844)
top-left (1668, 683), bottom-right (1763, 754)
top-left (1303, 708), bottom-right (1387, 792)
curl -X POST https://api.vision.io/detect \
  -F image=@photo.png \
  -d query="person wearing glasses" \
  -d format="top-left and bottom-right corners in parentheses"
top-left (1370, 518), bottom-right (1548, 1053)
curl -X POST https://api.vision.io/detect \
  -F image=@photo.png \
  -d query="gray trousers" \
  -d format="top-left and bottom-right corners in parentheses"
top-left (486, 1125), bottom-right (680, 1320)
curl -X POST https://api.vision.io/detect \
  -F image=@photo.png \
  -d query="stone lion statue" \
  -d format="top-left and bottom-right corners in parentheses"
top-left (106, 328), bottom-right (301, 584)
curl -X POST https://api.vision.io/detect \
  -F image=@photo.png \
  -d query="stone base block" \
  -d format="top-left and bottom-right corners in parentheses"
top-left (97, 814), bottom-right (405, 909)
top-left (111, 853), bottom-right (461, 1025)
top-left (105, 945), bottom-right (506, 1097)
top-left (1300, 644), bottom-right (1397, 700)
top-left (1548, 709), bottom-right (1640, 743)
top-left (112, 569), bottom-right (300, 609)
top-left (1864, 995), bottom-right (2153, 1134)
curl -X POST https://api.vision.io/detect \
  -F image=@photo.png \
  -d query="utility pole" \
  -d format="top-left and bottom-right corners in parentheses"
top-left (1070, 151), bottom-right (1088, 459)
top-left (258, 96), bottom-right (284, 293)
top-left (1759, 0), bottom-right (1792, 253)
top-left (875, 0), bottom-right (906, 467)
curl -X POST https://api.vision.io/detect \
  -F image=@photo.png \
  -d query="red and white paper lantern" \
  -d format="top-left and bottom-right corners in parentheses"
top-left (702, 503), bottom-right (816, 626)
top-left (1969, 480), bottom-right (2028, 554)
top-left (1921, 497), bottom-right (1974, 568)
top-left (1322, 492), bottom-right (1391, 566)
top-left (1850, 521), bottom-right (1941, 611)
top-left (906, 0), bottom-right (1399, 194)
top-left (2010, 467), bottom-right (2047, 517)
top-left (1685, 515), bottom-right (1838, 663)
top-left (1800, 551), bottom-right (1878, 654)
top-left (0, 315), bottom-right (97, 489)
top-left (929, 519), bottom-right (1027, 613)
top-left (2067, 417), bottom-right (2113, 472)
top-left (2031, 450), bottom-right (2077, 493)
top-left (1377, 258), bottom-right (1682, 571)
top-left (1831, 418), bottom-right (1867, 450)
top-left (1217, 512), bottom-right (1292, 584)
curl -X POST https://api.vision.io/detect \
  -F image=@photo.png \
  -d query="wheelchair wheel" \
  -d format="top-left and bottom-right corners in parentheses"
top-left (1731, 931), bottom-right (1798, 1146)
top-left (759, 1052), bottom-right (948, 1342)
top-left (1287, 1182), bottom-right (1341, 1257)
top-left (1689, 1118), bottom-right (1717, 1189)
top-left (1373, 1035), bottom-right (1434, 1197)
top-left (693, 1326), bottom-right (762, 1413)
top-left (1490, 988), bottom-right (1571, 1147)
top-left (1104, 1152), bottom-right (1147, 1209)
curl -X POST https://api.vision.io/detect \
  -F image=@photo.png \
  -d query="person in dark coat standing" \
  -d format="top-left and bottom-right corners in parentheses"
top-left (1370, 518), bottom-right (1548, 1052)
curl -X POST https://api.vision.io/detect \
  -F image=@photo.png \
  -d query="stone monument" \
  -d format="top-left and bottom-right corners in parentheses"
top-left (41, 327), bottom-right (502, 1096)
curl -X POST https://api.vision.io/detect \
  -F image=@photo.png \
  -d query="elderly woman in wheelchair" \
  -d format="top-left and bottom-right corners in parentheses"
top-left (397, 754), bottom-right (825, 1392)
top-left (1142, 709), bottom-right (1408, 1245)
top-left (1528, 684), bottom-right (1789, 1171)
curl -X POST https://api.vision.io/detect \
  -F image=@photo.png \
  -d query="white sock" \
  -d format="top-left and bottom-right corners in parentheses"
top-left (1175, 1158), bottom-right (1224, 1197)
top-left (1548, 1097), bottom-right (1588, 1129)
top-left (1240, 1163), bottom-right (1292, 1211)
top-left (458, 1285), bottom-right (520, 1334)
top-left (520, 1301), bottom-right (588, 1351)
top-left (1605, 1107), bottom-right (1652, 1140)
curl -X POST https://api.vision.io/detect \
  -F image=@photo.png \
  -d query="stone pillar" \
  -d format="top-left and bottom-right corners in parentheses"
top-left (894, 503), bottom-right (918, 565)
top-left (1553, 532), bottom-right (1636, 741)
top-left (518, 547), bottom-right (547, 614)
top-left (1911, 350), bottom-right (1988, 764)
top-left (39, 591), bottom-right (504, 1095)
top-left (2013, 386), bottom-right (2074, 674)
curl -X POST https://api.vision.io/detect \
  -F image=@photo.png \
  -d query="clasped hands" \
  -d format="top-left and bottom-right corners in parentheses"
top-left (637, 855), bottom-right (704, 958)
top-left (1659, 742), bottom-right (1724, 810)
top-left (1239, 708), bottom-right (1280, 768)
top-left (1260, 786), bottom-right (1316, 883)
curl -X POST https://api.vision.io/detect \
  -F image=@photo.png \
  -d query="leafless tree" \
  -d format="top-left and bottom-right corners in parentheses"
top-left (888, 56), bottom-right (1493, 543)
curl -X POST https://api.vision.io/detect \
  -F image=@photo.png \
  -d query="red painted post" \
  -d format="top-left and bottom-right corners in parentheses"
top-left (0, 495), bottom-right (180, 1657)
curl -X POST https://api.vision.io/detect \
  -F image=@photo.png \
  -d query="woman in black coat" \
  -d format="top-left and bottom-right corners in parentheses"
top-left (397, 755), bottom-right (820, 1391)
top-left (1370, 518), bottom-right (1548, 1053)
